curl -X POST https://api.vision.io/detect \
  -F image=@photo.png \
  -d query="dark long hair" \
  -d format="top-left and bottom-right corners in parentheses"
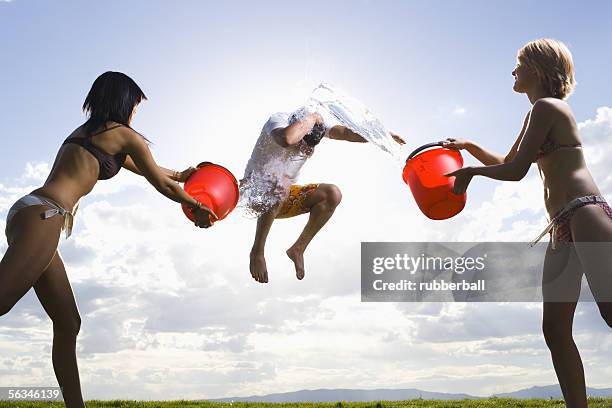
top-left (82, 71), bottom-right (147, 135)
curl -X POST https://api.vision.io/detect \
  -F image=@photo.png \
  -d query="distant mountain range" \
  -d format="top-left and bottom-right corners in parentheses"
top-left (208, 385), bottom-right (612, 402)
top-left (493, 384), bottom-right (612, 399)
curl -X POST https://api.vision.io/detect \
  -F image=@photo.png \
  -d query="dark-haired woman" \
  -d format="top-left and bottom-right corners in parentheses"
top-left (0, 71), bottom-right (216, 407)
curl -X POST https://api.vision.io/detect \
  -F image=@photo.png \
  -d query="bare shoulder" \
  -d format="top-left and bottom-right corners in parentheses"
top-left (532, 97), bottom-right (572, 117)
top-left (115, 124), bottom-right (145, 146)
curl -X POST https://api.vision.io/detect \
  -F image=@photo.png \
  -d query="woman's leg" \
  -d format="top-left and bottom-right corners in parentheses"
top-left (33, 252), bottom-right (84, 408)
top-left (542, 302), bottom-right (586, 407)
top-left (284, 183), bottom-right (342, 280)
top-left (0, 205), bottom-right (63, 315)
top-left (542, 242), bottom-right (587, 408)
top-left (0, 206), bottom-right (78, 402)
top-left (570, 204), bottom-right (612, 326)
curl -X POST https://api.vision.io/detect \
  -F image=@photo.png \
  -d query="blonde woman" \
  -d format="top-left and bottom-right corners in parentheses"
top-left (446, 39), bottom-right (612, 408)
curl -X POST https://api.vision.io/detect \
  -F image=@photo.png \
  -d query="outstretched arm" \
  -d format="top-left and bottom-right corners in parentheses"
top-left (444, 139), bottom-right (506, 166)
top-left (123, 155), bottom-right (196, 182)
top-left (120, 128), bottom-right (217, 227)
top-left (444, 111), bottom-right (531, 166)
top-left (328, 126), bottom-right (406, 145)
top-left (446, 101), bottom-right (554, 194)
top-left (328, 125), bottom-right (367, 143)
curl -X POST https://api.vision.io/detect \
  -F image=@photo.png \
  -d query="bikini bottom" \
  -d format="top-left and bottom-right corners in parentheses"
top-left (5, 193), bottom-right (77, 239)
top-left (530, 195), bottom-right (612, 249)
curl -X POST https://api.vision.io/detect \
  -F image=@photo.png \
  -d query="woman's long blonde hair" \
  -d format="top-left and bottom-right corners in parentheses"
top-left (518, 38), bottom-right (576, 100)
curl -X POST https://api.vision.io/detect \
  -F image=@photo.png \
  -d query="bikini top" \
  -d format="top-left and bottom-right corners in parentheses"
top-left (62, 124), bottom-right (127, 180)
top-left (534, 134), bottom-right (581, 162)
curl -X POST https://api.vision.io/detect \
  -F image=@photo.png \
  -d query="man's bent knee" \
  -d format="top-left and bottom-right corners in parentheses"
top-left (324, 184), bottom-right (342, 207)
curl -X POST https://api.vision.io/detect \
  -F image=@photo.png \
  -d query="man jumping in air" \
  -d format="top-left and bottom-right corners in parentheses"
top-left (240, 108), bottom-right (404, 283)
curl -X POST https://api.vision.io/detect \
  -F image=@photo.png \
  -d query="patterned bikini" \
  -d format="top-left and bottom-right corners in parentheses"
top-left (530, 135), bottom-right (612, 249)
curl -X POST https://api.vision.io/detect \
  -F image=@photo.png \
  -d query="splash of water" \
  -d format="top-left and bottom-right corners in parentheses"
top-left (238, 83), bottom-right (404, 218)
top-left (306, 83), bottom-right (405, 161)
top-left (238, 156), bottom-right (297, 219)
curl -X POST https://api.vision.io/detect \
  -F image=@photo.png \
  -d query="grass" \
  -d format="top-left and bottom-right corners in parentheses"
top-left (1, 399), bottom-right (612, 408)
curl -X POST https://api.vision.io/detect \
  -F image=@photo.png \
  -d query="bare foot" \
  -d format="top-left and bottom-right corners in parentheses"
top-left (250, 252), bottom-right (269, 283)
top-left (286, 246), bottom-right (306, 280)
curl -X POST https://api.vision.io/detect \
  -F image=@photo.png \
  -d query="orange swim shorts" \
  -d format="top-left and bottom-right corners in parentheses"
top-left (276, 183), bottom-right (320, 219)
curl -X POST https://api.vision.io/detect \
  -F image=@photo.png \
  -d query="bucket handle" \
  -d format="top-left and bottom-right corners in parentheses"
top-left (406, 141), bottom-right (448, 162)
top-left (189, 161), bottom-right (239, 187)
top-left (182, 161), bottom-right (215, 184)
top-left (196, 161), bottom-right (214, 168)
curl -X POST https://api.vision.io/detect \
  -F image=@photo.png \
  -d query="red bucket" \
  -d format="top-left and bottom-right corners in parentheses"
top-left (181, 162), bottom-right (240, 224)
top-left (402, 141), bottom-right (466, 220)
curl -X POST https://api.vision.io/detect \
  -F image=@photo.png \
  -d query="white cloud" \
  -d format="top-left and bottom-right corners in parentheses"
top-left (1, 107), bottom-right (612, 399)
top-left (452, 106), bottom-right (467, 116)
top-left (580, 106), bottom-right (612, 199)
top-left (20, 162), bottom-right (50, 182)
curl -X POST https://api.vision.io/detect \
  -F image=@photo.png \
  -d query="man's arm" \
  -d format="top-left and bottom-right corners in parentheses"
top-left (328, 126), bottom-right (406, 145)
top-left (327, 125), bottom-right (367, 143)
top-left (271, 113), bottom-right (322, 147)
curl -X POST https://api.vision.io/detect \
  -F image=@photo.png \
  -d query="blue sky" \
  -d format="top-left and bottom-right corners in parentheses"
top-left (2, 0), bottom-right (611, 175)
top-left (1, 0), bottom-right (612, 400)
